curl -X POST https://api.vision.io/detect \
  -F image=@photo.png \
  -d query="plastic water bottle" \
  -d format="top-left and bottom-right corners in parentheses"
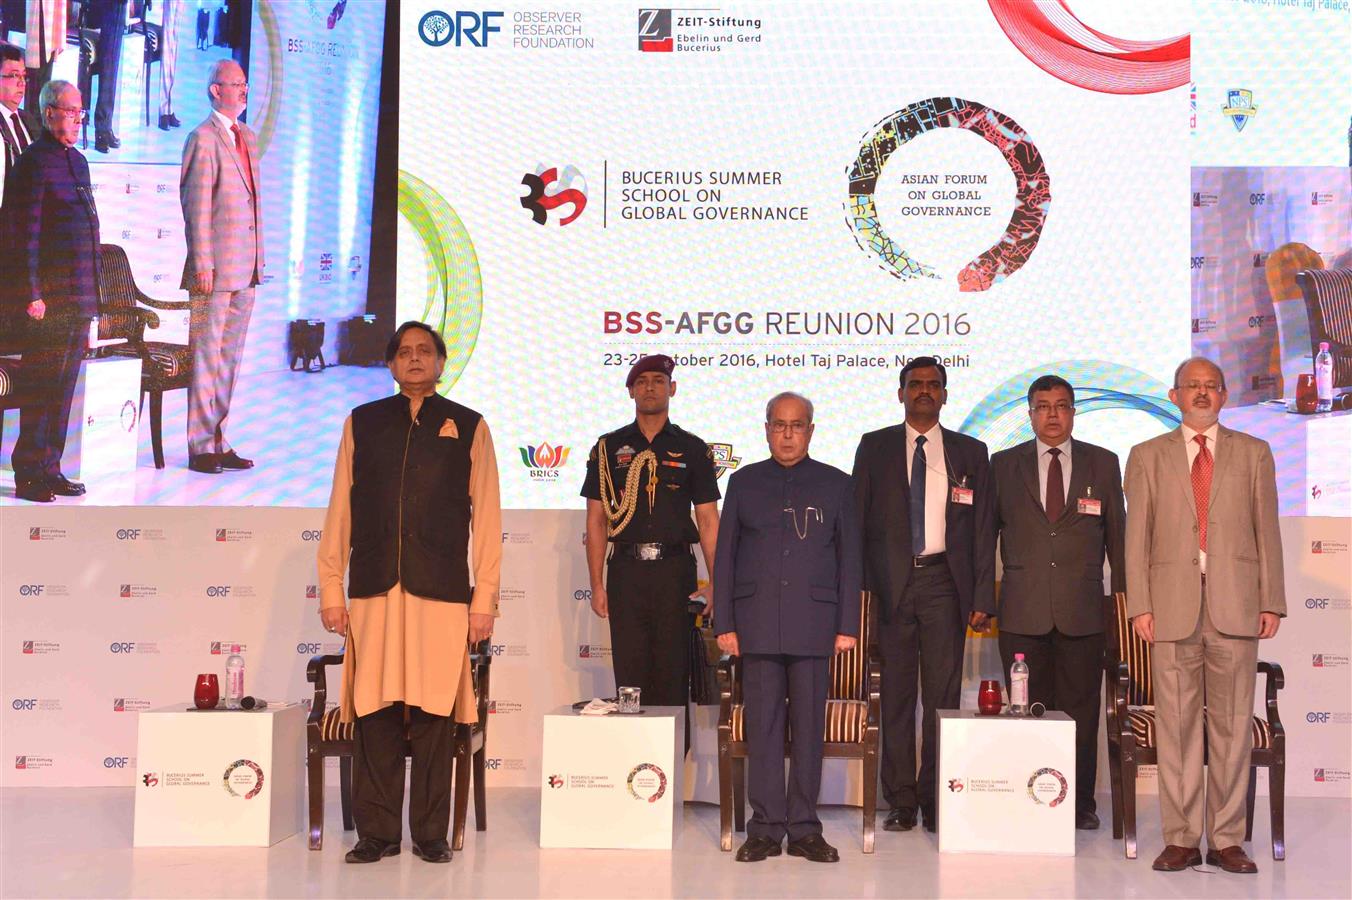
top-left (1009, 653), bottom-right (1029, 716)
top-left (1314, 342), bottom-right (1334, 413)
top-left (225, 645), bottom-right (245, 708)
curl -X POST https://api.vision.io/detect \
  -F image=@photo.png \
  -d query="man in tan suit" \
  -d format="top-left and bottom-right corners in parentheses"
top-left (180, 58), bottom-right (263, 474)
top-left (1125, 357), bottom-right (1285, 875)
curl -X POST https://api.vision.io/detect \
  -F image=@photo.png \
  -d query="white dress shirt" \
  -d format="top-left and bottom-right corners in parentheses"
top-left (904, 421), bottom-right (947, 555)
top-left (1180, 422), bottom-right (1220, 575)
top-left (1, 107), bottom-right (32, 207)
top-left (1036, 436), bottom-right (1072, 511)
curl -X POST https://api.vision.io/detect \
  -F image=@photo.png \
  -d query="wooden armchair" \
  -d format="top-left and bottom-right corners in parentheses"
top-left (95, 244), bottom-right (192, 469)
top-left (1103, 593), bottom-right (1286, 860)
top-left (716, 590), bottom-right (880, 853)
top-left (305, 641), bottom-right (492, 851)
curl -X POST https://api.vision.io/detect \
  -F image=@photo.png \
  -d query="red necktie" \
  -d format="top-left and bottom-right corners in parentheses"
top-left (230, 123), bottom-right (255, 194)
top-left (1191, 435), bottom-right (1213, 551)
top-left (1045, 447), bottom-right (1064, 521)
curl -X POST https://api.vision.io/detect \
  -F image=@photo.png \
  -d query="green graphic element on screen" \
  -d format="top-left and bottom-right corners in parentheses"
top-left (397, 170), bottom-right (483, 391)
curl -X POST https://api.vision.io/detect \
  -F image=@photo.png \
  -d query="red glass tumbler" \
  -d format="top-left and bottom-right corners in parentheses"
top-left (194, 673), bottom-right (220, 709)
top-left (977, 679), bottom-right (1004, 715)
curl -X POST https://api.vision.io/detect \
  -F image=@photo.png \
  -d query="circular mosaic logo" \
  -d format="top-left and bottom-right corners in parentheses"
top-left (1027, 767), bottom-right (1068, 807)
top-left (626, 763), bottom-right (667, 803)
top-left (223, 759), bottom-right (265, 799)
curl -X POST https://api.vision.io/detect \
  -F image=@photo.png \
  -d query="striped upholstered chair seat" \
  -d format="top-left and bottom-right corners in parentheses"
top-left (317, 701), bottom-right (487, 744)
top-left (1124, 706), bottom-right (1273, 750)
top-left (728, 698), bottom-right (870, 744)
top-left (1296, 268), bottom-right (1352, 388)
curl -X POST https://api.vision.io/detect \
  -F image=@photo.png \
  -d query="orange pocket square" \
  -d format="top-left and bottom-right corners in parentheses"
top-left (438, 420), bottom-right (459, 439)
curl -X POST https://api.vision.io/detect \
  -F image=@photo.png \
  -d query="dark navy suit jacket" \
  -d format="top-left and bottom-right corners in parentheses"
top-left (713, 456), bottom-right (862, 657)
top-left (2, 131), bottom-right (101, 316)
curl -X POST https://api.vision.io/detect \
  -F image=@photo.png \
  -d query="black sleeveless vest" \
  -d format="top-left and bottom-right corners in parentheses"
top-left (347, 392), bottom-right (483, 603)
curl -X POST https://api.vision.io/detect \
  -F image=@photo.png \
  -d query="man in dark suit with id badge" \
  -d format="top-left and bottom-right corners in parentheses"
top-left (852, 357), bottom-right (996, 834)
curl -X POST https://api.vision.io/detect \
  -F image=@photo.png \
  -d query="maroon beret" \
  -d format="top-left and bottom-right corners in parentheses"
top-left (625, 354), bottom-right (676, 388)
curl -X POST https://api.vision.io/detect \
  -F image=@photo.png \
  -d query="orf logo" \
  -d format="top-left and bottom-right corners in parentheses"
top-left (637, 8), bottom-right (672, 51)
top-left (418, 10), bottom-right (503, 47)
top-left (115, 529), bottom-right (141, 540)
top-left (573, 589), bottom-right (593, 602)
top-left (109, 642), bottom-right (135, 653)
top-left (488, 644), bottom-right (505, 656)
top-left (206, 585), bottom-right (231, 597)
top-left (104, 757), bottom-right (129, 768)
top-left (548, 774), bottom-right (564, 788)
top-left (11, 699), bottom-right (37, 711)
top-left (947, 778), bottom-right (964, 793)
top-left (297, 643), bottom-right (322, 655)
top-left (142, 773), bottom-right (159, 787)
top-left (1307, 712), bottom-right (1330, 724)
top-left (485, 758), bottom-right (502, 770)
top-left (19, 585), bottom-right (43, 597)
top-left (520, 166), bottom-right (587, 226)
top-left (1307, 598), bottom-right (1329, 609)
top-left (300, 530), bottom-right (323, 542)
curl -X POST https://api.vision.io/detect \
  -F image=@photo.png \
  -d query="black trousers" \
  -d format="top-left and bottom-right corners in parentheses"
top-left (93, 1), bottom-right (127, 136)
top-left (999, 627), bottom-right (1104, 814)
top-left (878, 564), bottom-right (964, 816)
top-left (13, 311), bottom-right (90, 484)
top-left (606, 552), bottom-right (695, 708)
top-left (351, 702), bottom-right (454, 844)
top-left (743, 653), bottom-right (828, 842)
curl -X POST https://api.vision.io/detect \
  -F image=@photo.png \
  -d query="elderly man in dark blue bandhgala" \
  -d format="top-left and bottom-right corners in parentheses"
top-left (3, 79), bottom-right (99, 503)
top-left (713, 391), bottom-right (862, 864)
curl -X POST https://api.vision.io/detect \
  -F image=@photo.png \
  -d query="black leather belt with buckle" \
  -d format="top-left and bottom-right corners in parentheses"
top-left (912, 552), bottom-right (947, 568)
top-left (611, 542), bottom-right (692, 562)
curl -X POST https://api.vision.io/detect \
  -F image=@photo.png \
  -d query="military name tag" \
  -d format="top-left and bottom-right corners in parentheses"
top-left (1077, 498), bottom-right (1102, 516)
top-left (950, 486), bottom-right (974, 505)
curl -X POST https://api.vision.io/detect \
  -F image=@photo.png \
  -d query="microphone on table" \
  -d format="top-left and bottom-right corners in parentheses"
top-left (240, 696), bottom-right (268, 710)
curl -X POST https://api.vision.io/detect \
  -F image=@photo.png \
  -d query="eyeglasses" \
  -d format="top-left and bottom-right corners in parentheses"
top-left (0, 72), bottom-right (27, 82)
top-left (768, 422), bottom-right (809, 434)
top-left (1031, 402), bottom-right (1074, 415)
top-left (48, 105), bottom-right (85, 122)
top-left (1177, 380), bottom-right (1223, 393)
top-left (215, 81), bottom-right (249, 90)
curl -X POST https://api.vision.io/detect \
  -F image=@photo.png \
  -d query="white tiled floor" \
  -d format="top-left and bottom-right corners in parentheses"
top-left (2, 787), bottom-right (1347, 898)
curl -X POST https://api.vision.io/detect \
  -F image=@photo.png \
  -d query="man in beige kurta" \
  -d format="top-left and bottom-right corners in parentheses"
top-left (316, 321), bottom-right (501, 865)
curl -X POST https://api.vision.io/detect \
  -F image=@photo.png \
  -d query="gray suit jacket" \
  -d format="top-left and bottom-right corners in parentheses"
top-left (179, 114), bottom-right (264, 292)
top-left (1124, 425), bottom-right (1286, 641)
top-left (992, 439), bottom-right (1126, 636)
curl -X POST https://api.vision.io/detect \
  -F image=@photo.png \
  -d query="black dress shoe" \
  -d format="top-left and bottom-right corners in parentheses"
top-left (46, 474), bottom-right (86, 496)
top-left (345, 837), bottom-right (399, 863)
top-left (1076, 809), bottom-right (1100, 830)
top-left (220, 450), bottom-right (254, 470)
top-left (787, 833), bottom-right (839, 863)
top-left (158, 113), bottom-right (172, 131)
top-left (104, 131), bottom-right (121, 148)
top-left (188, 453), bottom-right (223, 474)
top-left (411, 839), bottom-right (453, 863)
top-left (94, 135), bottom-right (111, 154)
top-left (883, 807), bottom-right (916, 831)
top-left (15, 480), bottom-right (55, 503)
top-left (168, 113), bottom-right (181, 127)
top-left (734, 835), bottom-right (782, 862)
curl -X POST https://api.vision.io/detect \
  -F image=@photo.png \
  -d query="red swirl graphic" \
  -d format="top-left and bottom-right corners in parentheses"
top-left (988, 0), bottom-right (1189, 95)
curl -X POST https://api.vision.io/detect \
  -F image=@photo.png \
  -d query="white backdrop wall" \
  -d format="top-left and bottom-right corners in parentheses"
top-left (3, 507), bottom-right (1348, 802)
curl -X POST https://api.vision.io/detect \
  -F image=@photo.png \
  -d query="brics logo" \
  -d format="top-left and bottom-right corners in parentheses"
top-left (19, 585), bottom-right (44, 597)
top-left (520, 443), bottom-right (570, 479)
top-left (520, 166), bottom-right (587, 226)
top-left (206, 586), bottom-right (231, 597)
top-left (417, 10), bottom-right (502, 47)
top-left (109, 642), bottom-right (136, 653)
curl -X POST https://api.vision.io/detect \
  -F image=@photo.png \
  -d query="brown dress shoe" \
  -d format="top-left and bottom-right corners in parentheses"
top-left (1206, 845), bottom-right (1258, 874)
top-left (1152, 844), bottom-right (1202, 871)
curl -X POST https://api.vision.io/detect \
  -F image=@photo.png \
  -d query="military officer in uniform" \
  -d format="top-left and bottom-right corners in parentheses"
top-left (581, 355), bottom-right (721, 723)
top-left (713, 392), bottom-right (861, 863)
